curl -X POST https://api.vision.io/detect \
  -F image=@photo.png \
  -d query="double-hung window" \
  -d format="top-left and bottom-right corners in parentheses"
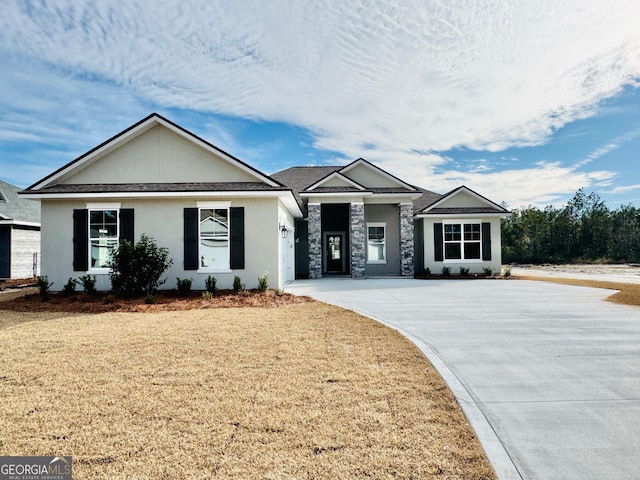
top-left (367, 222), bottom-right (386, 263)
top-left (89, 207), bottom-right (119, 269)
top-left (444, 222), bottom-right (481, 260)
top-left (198, 202), bottom-right (230, 270)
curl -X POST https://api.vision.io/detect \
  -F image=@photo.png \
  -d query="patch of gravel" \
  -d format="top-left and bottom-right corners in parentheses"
top-left (511, 264), bottom-right (640, 284)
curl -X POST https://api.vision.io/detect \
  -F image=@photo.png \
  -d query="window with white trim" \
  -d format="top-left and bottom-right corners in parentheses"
top-left (444, 222), bottom-right (481, 260)
top-left (89, 208), bottom-right (119, 269)
top-left (199, 207), bottom-right (230, 269)
top-left (367, 222), bottom-right (386, 263)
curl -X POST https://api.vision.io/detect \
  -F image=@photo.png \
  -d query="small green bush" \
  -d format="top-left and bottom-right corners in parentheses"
top-left (423, 267), bottom-right (431, 276)
top-left (441, 266), bottom-right (451, 277)
top-left (274, 288), bottom-right (284, 297)
top-left (109, 234), bottom-right (173, 298)
top-left (62, 278), bottom-right (78, 297)
top-left (233, 275), bottom-right (244, 293)
top-left (79, 275), bottom-right (97, 295)
top-left (176, 277), bottom-right (192, 297)
top-left (459, 267), bottom-right (470, 277)
top-left (205, 275), bottom-right (217, 295)
top-left (36, 275), bottom-right (53, 301)
top-left (503, 266), bottom-right (512, 277)
top-left (258, 271), bottom-right (269, 292)
top-left (483, 267), bottom-right (494, 277)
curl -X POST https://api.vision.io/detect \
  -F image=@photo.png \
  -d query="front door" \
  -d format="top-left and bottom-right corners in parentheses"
top-left (324, 232), bottom-right (346, 273)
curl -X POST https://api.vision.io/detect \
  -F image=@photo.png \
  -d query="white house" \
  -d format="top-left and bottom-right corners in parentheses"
top-left (20, 113), bottom-right (509, 291)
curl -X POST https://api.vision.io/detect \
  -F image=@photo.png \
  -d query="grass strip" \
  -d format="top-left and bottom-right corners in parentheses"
top-left (519, 276), bottom-right (640, 306)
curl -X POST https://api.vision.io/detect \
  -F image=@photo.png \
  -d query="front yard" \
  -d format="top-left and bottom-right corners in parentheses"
top-left (0, 301), bottom-right (495, 479)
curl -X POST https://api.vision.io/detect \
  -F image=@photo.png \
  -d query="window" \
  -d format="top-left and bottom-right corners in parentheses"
top-left (89, 208), bottom-right (119, 269)
top-left (444, 222), bottom-right (481, 260)
top-left (367, 222), bottom-right (386, 263)
top-left (199, 206), bottom-right (230, 270)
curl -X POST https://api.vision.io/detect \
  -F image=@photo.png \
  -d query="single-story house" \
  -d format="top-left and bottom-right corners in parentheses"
top-left (20, 113), bottom-right (509, 291)
top-left (0, 180), bottom-right (41, 279)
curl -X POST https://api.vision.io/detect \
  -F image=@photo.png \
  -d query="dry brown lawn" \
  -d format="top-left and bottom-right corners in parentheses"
top-left (0, 302), bottom-right (495, 479)
top-left (519, 276), bottom-right (640, 306)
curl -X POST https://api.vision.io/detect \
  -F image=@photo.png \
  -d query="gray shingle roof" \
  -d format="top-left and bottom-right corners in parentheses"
top-left (20, 182), bottom-right (287, 195)
top-left (271, 166), bottom-right (443, 216)
top-left (0, 180), bottom-right (40, 223)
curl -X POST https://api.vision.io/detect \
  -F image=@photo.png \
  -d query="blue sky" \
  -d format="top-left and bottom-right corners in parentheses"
top-left (0, 0), bottom-right (638, 208)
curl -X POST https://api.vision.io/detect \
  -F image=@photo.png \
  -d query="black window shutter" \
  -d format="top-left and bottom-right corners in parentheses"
top-left (119, 209), bottom-right (135, 244)
top-left (184, 208), bottom-right (198, 270)
top-left (73, 209), bottom-right (89, 271)
top-left (434, 223), bottom-right (443, 261)
top-left (230, 207), bottom-right (245, 269)
top-left (482, 222), bottom-right (492, 261)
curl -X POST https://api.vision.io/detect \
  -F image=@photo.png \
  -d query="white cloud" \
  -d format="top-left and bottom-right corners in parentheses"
top-left (0, 0), bottom-right (639, 200)
top-left (575, 126), bottom-right (640, 167)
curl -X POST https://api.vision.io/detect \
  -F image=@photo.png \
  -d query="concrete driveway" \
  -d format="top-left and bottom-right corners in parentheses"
top-left (287, 278), bottom-right (640, 480)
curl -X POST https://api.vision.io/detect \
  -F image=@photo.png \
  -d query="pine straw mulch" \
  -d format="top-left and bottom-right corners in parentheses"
top-left (0, 303), bottom-right (496, 479)
top-left (0, 289), bottom-right (313, 315)
top-left (518, 276), bottom-right (640, 307)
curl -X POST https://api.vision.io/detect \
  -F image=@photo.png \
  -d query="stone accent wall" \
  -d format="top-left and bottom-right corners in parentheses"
top-left (399, 203), bottom-right (415, 276)
top-left (308, 203), bottom-right (322, 279)
top-left (350, 203), bottom-right (365, 278)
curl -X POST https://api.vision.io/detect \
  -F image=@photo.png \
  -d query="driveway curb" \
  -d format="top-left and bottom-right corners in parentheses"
top-left (340, 305), bottom-right (523, 480)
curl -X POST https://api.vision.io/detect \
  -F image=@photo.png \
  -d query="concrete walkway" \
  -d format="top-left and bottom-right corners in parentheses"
top-left (287, 278), bottom-right (640, 480)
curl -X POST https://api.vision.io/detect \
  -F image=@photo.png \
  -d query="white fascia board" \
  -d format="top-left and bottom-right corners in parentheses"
top-left (305, 172), bottom-right (367, 191)
top-left (340, 159), bottom-right (417, 191)
top-left (31, 120), bottom-right (158, 190)
top-left (415, 212), bottom-right (509, 219)
top-left (31, 116), bottom-right (280, 190)
top-left (0, 220), bottom-right (41, 227)
top-left (422, 186), bottom-right (507, 213)
top-left (299, 191), bottom-right (373, 198)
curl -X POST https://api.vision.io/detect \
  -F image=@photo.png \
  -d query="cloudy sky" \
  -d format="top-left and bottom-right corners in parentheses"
top-left (0, 0), bottom-right (639, 208)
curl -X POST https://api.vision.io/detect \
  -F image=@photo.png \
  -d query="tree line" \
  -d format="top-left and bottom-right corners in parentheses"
top-left (501, 189), bottom-right (640, 264)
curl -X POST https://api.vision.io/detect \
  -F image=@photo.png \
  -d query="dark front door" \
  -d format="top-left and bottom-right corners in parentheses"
top-left (324, 232), bottom-right (346, 273)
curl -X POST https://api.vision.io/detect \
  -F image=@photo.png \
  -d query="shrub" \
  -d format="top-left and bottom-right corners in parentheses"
top-left (274, 288), bottom-right (284, 297)
top-left (233, 275), bottom-right (244, 294)
top-left (62, 278), bottom-right (78, 297)
top-left (36, 275), bottom-right (53, 301)
top-left (108, 234), bottom-right (173, 298)
top-left (202, 291), bottom-right (213, 301)
top-left (79, 274), bottom-right (97, 295)
top-left (459, 267), bottom-right (470, 277)
top-left (258, 271), bottom-right (269, 292)
top-left (423, 267), bottom-right (431, 276)
top-left (441, 266), bottom-right (451, 277)
top-left (483, 267), bottom-right (494, 277)
top-left (176, 277), bottom-right (192, 297)
top-left (205, 275), bottom-right (217, 295)
top-left (503, 266), bottom-right (512, 277)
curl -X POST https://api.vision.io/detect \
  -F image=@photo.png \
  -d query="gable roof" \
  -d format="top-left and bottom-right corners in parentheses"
top-left (272, 164), bottom-right (441, 216)
top-left (25, 113), bottom-right (284, 191)
top-left (417, 185), bottom-right (510, 216)
top-left (0, 180), bottom-right (40, 224)
top-left (339, 158), bottom-right (418, 191)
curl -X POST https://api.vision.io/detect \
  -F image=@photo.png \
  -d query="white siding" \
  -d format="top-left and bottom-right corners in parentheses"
top-left (10, 228), bottom-right (40, 278)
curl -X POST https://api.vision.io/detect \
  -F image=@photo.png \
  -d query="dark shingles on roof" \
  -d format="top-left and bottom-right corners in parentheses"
top-left (0, 180), bottom-right (40, 223)
top-left (21, 182), bottom-right (288, 195)
top-left (271, 166), bottom-right (443, 216)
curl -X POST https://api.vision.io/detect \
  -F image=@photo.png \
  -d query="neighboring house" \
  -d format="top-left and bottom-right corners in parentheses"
top-left (0, 180), bottom-right (41, 279)
top-left (20, 113), bottom-right (509, 291)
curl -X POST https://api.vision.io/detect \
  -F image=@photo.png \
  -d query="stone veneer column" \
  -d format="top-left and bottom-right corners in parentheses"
top-left (350, 202), bottom-right (366, 278)
top-left (308, 203), bottom-right (322, 279)
top-left (400, 203), bottom-right (415, 276)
